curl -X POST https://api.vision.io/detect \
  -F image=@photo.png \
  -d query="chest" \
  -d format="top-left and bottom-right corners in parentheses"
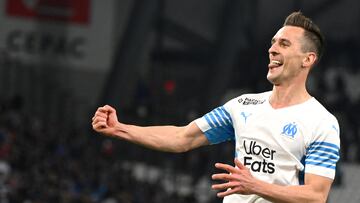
top-left (232, 106), bottom-right (313, 159)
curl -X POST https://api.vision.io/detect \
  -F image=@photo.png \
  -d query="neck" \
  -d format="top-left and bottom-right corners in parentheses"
top-left (269, 82), bottom-right (311, 109)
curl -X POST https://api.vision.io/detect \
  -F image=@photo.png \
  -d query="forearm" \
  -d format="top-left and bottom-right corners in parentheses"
top-left (111, 121), bottom-right (207, 153)
top-left (254, 180), bottom-right (327, 203)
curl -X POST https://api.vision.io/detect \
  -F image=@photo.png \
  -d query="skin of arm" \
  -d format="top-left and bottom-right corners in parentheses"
top-left (92, 105), bottom-right (210, 153)
top-left (212, 159), bottom-right (333, 203)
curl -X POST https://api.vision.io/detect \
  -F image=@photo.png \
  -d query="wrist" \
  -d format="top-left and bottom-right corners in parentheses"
top-left (250, 178), bottom-right (268, 196)
top-left (113, 122), bottom-right (132, 139)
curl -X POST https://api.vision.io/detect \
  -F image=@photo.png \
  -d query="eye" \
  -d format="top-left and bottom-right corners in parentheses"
top-left (279, 39), bottom-right (291, 47)
top-left (271, 39), bottom-right (275, 45)
top-left (280, 42), bottom-right (288, 47)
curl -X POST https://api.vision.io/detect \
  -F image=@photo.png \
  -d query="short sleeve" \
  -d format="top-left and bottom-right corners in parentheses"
top-left (304, 116), bottom-right (340, 179)
top-left (195, 105), bottom-right (235, 144)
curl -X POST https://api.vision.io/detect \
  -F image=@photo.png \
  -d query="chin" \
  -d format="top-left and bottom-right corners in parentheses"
top-left (267, 80), bottom-right (276, 85)
top-left (267, 75), bottom-right (279, 85)
top-left (267, 74), bottom-right (275, 82)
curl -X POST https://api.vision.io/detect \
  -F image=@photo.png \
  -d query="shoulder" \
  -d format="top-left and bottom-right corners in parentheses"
top-left (306, 98), bottom-right (340, 141)
top-left (308, 98), bottom-right (338, 123)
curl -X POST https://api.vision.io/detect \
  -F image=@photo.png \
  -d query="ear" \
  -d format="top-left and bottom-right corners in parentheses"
top-left (302, 52), bottom-right (317, 68)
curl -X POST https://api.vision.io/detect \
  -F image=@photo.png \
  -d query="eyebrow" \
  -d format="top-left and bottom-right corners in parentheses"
top-left (271, 38), bottom-right (292, 46)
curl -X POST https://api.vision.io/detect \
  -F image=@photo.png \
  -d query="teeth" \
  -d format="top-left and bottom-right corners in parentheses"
top-left (271, 60), bottom-right (282, 65)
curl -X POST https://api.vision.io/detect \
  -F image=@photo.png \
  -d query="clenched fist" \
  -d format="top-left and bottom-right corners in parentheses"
top-left (92, 105), bottom-right (120, 136)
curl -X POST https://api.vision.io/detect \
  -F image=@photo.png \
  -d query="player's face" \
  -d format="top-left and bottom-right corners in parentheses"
top-left (267, 26), bottom-right (308, 85)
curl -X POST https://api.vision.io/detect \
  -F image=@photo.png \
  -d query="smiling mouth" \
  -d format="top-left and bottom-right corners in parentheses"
top-left (268, 60), bottom-right (283, 69)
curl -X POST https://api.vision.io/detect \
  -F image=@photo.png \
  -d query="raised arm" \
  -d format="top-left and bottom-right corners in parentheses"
top-left (91, 105), bottom-right (210, 153)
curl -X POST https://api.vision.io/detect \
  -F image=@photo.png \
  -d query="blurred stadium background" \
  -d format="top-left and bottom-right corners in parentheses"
top-left (0, 0), bottom-right (360, 202)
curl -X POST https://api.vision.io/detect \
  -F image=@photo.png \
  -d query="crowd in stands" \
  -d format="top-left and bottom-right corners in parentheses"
top-left (0, 95), bottom-right (234, 202)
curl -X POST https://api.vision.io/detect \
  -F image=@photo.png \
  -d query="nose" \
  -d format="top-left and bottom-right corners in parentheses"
top-left (268, 43), bottom-right (279, 56)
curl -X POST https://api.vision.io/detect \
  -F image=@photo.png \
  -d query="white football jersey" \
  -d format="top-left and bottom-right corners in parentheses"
top-left (195, 91), bottom-right (340, 203)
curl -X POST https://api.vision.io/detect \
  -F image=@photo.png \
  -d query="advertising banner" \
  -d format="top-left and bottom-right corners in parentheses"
top-left (0, 0), bottom-right (115, 70)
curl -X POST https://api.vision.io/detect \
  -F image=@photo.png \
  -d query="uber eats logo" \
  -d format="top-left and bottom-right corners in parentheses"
top-left (243, 140), bottom-right (276, 174)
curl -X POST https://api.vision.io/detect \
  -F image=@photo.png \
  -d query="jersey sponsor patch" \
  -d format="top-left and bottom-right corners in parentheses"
top-left (238, 97), bottom-right (266, 105)
top-left (242, 140), bottom-right (276, 174)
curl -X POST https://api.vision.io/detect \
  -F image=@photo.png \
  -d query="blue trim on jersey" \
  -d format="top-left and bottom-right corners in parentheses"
top-left (204, 126), bottom-right (234, 144)
top-left (209, 111), bottom-right (221, 127)
top-left (213, 110), bottom-right (226, 126)
top-left (306, 155), bottom-right (338, 164)
top-left (306, 141), bottom-right (339, 171)
top-left (305, 161), bottom-right (336, 169)
top-left (218, 106), bottom-right (232, 124)
top-left (309, 141), bottom-right (340, 150)
top-left (307, 146), bottom-right (339, 157)
top-left (205, 114), bottom-right (216, 128)
top-left (205, 108), bottom-right (233, 128)
top-left (209, 112), bottom-right (220, 127)
top-left (307, 151), bottom-right (339, 161)
top-left (203, 106), bottom-right (235, 144)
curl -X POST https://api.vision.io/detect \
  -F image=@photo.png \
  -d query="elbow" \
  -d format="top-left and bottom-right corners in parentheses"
top-left (314, 197), bottom-right (326, 203)
top-left (172, 145), bottom-right (191, 153)
top-left (310, 192), bottom-right (327, 203)
top-left (170, 140), bottom-right (195, 153)
top-left (319, 194), bottom-right (328, 203)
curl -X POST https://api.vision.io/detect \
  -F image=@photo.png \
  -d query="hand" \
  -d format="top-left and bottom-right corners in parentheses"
top-left (212, 158), bottom-right (257, 197)
top-left (92, 105), bottom-right (119, 136)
